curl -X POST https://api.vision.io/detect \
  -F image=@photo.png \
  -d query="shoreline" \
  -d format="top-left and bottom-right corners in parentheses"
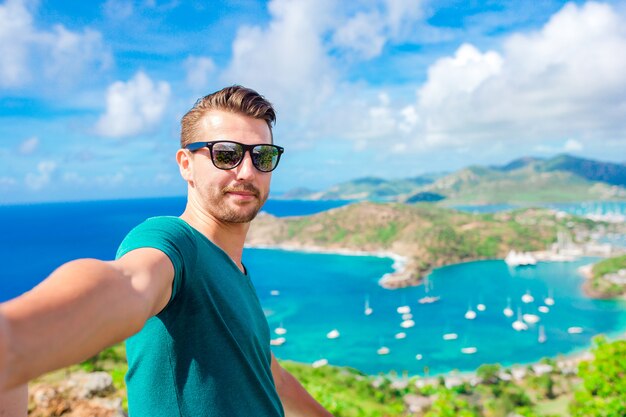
top-left (245, 243), bottom-right (413, 288)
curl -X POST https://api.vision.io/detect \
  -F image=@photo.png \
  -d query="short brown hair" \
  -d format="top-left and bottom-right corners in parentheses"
top-left (180, 85), bottom-right (276, 147)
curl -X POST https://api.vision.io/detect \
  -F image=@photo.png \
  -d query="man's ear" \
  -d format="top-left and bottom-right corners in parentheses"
top-left (176, 149), bottom-right (194, 184)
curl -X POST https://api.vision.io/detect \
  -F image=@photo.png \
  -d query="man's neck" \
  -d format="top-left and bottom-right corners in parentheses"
top-left (180, 208), bottom-right (249, 273)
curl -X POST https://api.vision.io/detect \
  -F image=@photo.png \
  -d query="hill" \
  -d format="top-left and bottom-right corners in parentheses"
top-left (281, 154), bottom-right (626, 204)
top-left (247, 202), bottom-right (602, 288)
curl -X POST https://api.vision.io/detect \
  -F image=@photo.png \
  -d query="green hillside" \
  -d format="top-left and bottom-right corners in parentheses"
top-left (248, 202), bottom-right (599, 287)
top-left (280, 154), bottom-right (626, 204)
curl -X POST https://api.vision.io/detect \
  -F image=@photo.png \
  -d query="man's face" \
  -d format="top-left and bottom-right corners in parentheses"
top-left (185, 110), bottom-right (273, 223)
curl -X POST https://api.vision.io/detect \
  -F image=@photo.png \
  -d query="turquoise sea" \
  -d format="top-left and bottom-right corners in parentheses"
top-left (1, 198), bottom-right (625, 375)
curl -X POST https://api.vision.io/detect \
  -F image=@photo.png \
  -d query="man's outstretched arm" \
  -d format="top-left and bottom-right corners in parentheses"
top-left (271, 353), bottom-right (334, 417)
top-left (0, 248), bottom-right (174, 390)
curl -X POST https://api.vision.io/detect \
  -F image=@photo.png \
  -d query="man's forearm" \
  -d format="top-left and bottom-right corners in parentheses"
top-left (0, 259), bottom-right (149, 389)
top-left (275, 367), bottom-right (334, 417)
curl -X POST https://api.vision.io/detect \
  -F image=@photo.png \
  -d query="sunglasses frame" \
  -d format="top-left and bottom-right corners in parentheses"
top-left (185, 140), bottom-right (285, 172)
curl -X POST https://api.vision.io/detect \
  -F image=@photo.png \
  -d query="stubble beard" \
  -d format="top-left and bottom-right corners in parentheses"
top-left (205, 184), bottom-right (268, 224)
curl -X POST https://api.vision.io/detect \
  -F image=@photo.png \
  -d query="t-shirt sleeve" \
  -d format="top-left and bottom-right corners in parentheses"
top-left (115, 216), bottom-right (197, 308)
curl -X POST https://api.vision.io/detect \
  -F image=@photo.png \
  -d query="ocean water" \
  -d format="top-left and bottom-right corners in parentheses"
top-left (1, 198), bottom-right (625, 376)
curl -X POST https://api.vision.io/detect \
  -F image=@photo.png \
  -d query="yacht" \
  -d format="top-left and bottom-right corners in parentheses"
top-left (503, 298), bottom-right (514, 318)
top-left (505, 250), bottom-right (537, 267)
top-left (521, 291), bottom-right (534, 304)
top-left (522, 313), bottom-right (540, 325)
top-left (400, 319), bottom-right (415, 329)
top-left (326, 329), bottom-right (340, 339)
top-left (544, 290), bottom-right (555, 306)
top-left (377, 346), bottom-right (390, 355)
top-left (512, 308), bottom-right (529, 331)
top-left (312, 358), bottom-right (328, 368)
top-left (538, 306), bottom-right (550, 314)
top-left (270, 337), bottom-right (286, 346)
top-left (274, 323), bottom-right (287, 335)
top-left (443, 333), bottom-right (458, 341)
top-left (464, 306), bottom-right (477, 320)
top-left (397, 305), bottom-right (411, 314)
top-left (476, 303), bottom-right (486, 312)
top-left (461, 346), bottom-right (477, 354)
top-left (567, 326), bottom-right (583, 334)
top-left (364, 296), bottom-right (373, 316)
top-left (395, 332), bottom-right (407, 339)
top-left (538, 325), bottom-right (547, 343)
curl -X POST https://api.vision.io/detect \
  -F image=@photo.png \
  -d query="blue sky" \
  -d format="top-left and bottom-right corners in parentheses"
top-left (1, 0), bottom-right (626, 203)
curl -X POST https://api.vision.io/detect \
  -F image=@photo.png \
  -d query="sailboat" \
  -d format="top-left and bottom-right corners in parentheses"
top-left (326, 329), bottom-right (340, 339)
top-left (418, 276), bottom-right (441, 304)
top-left (538, 325), bottom-right (547, 343)
top-left (364, 296), bottom-right (373, 316)
top-left (464, 305), bottom-right (477, 320)
top-left (538, 305), bottom-right (550, 314)
top-left (544, 289), bottom-right (555, 306)
top-left (503, 297), bottom-right (514, 318)
top-left (512, 307), bottom-right (528, 331)
top-left (274, 322), bottom-right (287, 335)
top-left (521, 290), bottom-right (534, 304)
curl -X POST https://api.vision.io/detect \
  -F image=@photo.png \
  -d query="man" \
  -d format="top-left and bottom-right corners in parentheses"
top-left (0, 86), bottom-right (333, 416)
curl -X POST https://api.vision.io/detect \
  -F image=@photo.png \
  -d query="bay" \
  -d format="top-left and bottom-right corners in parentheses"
top-left (1, 198), bottom-right (625, 376)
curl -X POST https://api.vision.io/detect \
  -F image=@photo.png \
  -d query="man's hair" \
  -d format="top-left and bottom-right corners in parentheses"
top-left (180, 85), bottom-right (276, 147)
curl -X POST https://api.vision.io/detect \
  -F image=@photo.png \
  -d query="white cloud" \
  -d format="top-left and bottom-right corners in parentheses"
top-left (184, 56), bottom-right (216, 90)
top-left (0, 176), bottom-right (17, 187)
top-left (95, 71), bottom-right (171, 138)
top-left (564, 139), bottom-right (583, 152)
top-left (18, 136), bottom-right (39, 155)
top-left (332, 11), bottom-right (386, 59)
top-left (25, 160), bottom-right (57, 190)
top-left (0, 0), bottom-right (111, 89)
top-left (222, 0), bottom-right (337, 125)
top-left (409, 2), bottom-right (626, 149)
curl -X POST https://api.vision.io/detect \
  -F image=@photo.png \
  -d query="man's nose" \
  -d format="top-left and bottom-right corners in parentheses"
top-left (236, 151), bottom-right (256, 180)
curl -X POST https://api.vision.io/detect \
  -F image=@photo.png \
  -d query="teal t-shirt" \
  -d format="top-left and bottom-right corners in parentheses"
top-left (116, 216), bottom-right (284, 417)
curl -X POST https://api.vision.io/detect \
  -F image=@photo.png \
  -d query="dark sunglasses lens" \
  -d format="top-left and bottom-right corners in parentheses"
top-left (212, 142), bottom-right (243, 169)
top-left (252, 145), bottom-right (279, 172)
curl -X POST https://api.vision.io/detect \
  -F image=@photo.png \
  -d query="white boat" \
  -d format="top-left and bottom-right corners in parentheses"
top-left (377, 346), bottom-right (390, 355)
top-left (312, 358), bottom-right (328, 368)
top-left (476, 303), bottom-right (486, 312)
top-left (512, 308), bottom-right (528, 331)
top-left (274, 323), bottom-right (287, 335)
top-left (395, 332), bottom-right (407, 339)
top-left (567, 326), bottom-right (583, 334)
top-left (461, 347), bottom-right (477, 354)
top-left (326, 329), bottom-right (340, 339)
top-left (522, 314), bottom-right (540, 325)
top-left (418, 296), bottom-right (441, 304)
top-left (402, 313), bottom-right (413, 320)
top-left (464, 306), bottom-right (477, 320)
top-left (270, 290), bottom-right (280, 296)
top-left (418, 276), bottom-right (441, 304)
top-left (364, 297), bottom-right (373, 316)
top-left (443, 333), bottom-right (458, 341)
top-left (538, 306), bottom-right (550, 314)
top-left (415, 354), bottom-right (423, 360)
top-left (544, 290), bottom-right (555, 306)
top-left (397, 305), bottom-right (411, 314)
top-left (505, 250), bottom-right (537, 267)
top-left (270, 337), bottom-right (286, 346)
top-left (400, 319), bottom-right (415, 329)
top-left (503, 298), bottom-right (514, 318)
top-left (521, 291), bottom-right (534, 304)
top-left (538, 325), bottom-right (547, 343)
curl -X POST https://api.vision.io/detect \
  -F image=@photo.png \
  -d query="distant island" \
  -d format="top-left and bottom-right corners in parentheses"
top-left (247, 202), bottom-right (626, 292)
top-left (280, 154), bottom-right (626, 205)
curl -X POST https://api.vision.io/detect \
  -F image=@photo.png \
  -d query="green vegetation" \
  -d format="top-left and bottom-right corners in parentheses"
top-left (249, 202), bottom-right (600, 286)
top-left (570, 336), bottom-right (626, 417)
top-left (589, 255), bottom-right (626, 298)
top-left (282, 154), bottom-right (626, 204)
top-left (30, 338), bottom-right (626, 417)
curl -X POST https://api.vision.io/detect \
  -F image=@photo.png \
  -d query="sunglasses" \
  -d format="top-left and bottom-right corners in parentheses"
top-left (185, 141), bottom-right (285, 172)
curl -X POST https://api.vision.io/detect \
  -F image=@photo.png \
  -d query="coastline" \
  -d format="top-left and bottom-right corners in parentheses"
top-left (245, 243), bottom-right (413, 288)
